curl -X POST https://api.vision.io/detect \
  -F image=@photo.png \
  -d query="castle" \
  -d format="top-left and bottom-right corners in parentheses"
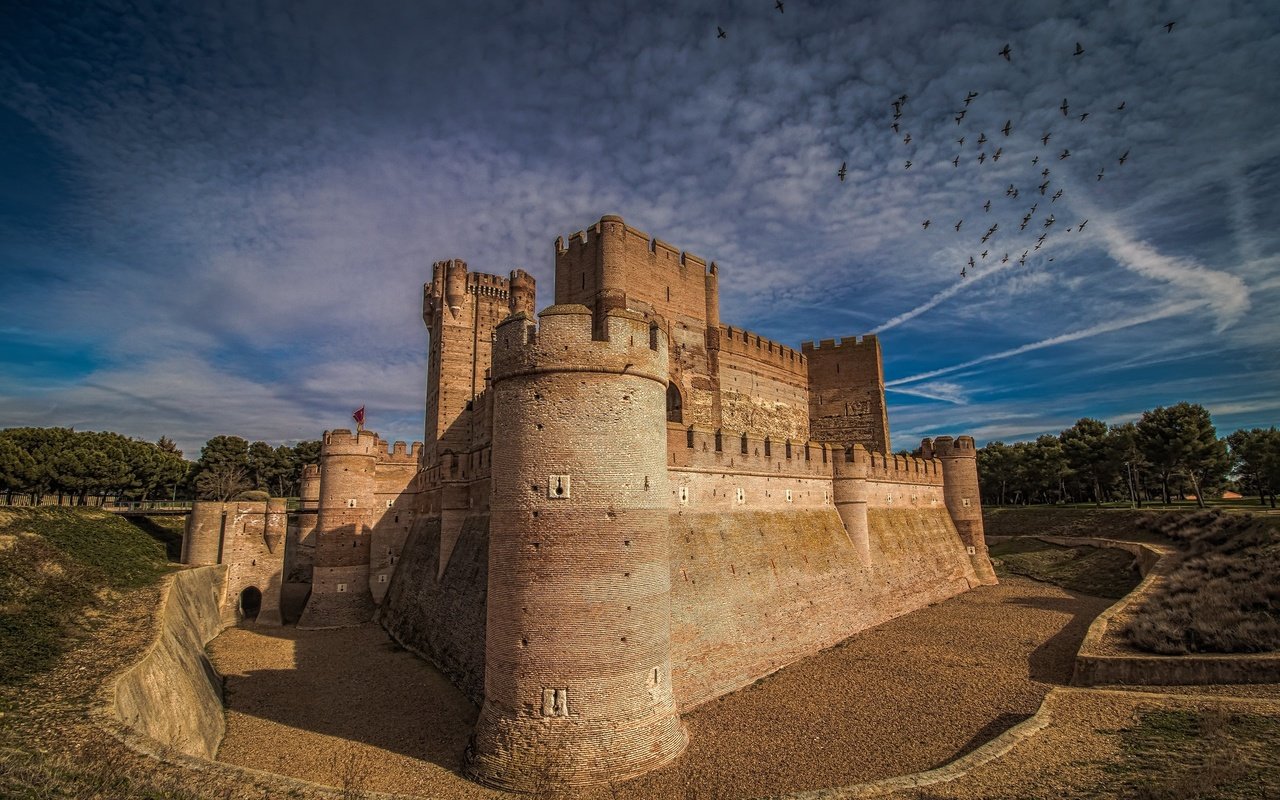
top-left (182, 214), bottom-right (997, 792)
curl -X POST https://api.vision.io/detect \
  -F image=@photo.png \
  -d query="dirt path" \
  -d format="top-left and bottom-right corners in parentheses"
top-left (209, 576), bottom-right (1111, 799)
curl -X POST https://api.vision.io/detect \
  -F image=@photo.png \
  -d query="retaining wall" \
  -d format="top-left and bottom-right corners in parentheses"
top-left (110, 565), bottom-right (229, 759)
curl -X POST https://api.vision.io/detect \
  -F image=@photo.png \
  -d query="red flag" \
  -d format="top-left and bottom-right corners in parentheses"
top-left (352, 405), bottom-right (366, 429)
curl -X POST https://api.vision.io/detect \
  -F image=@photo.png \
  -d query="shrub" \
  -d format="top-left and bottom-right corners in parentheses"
top-left (1126, 511), bottom-right (1280, 654)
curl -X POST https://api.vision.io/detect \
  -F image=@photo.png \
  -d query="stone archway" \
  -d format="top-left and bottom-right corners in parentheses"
top-left (239, 586), bottom-right (262, 621)
top-left (667, 382), bottom-right (683, 423)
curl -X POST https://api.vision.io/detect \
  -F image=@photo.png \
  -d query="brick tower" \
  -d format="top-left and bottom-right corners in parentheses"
top-left (298, 429), bottom-right (380, 628)
top-left (922, 435), bottom-right (998, 585)
top-left (468, 304), bottom-right (687, 790)
top-left (423, 259), bottom-right (534, 571)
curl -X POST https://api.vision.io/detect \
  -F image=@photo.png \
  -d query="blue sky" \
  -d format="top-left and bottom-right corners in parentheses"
top-left (1, 0), bottom-right (1277, 458)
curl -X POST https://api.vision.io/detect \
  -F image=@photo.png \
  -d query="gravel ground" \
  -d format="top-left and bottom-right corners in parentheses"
top-left (210, 576), bottom-right (1112, 799)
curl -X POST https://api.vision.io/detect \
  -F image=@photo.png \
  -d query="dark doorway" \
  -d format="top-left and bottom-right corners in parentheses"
top-left (666, 383), bottom-right (683, 423)
top-left (239, 586), bottom-right (262, 621)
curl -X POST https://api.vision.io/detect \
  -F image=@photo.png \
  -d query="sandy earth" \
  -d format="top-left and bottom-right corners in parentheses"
top-left (209, 576), bottom-right (1114, 799)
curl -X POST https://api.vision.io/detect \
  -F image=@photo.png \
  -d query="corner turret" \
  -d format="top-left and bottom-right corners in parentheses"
top-left (469, 304), bottom-right (687, 790)
top-left (922, 436), bottom-right (997, 585)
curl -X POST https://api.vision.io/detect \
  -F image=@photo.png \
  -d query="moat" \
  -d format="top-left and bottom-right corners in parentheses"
top-left (208, 575), bottom-right (1111, 799)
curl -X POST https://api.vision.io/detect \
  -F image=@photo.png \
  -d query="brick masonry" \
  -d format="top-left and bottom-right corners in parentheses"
top-left (181, 214), bottom-right (997, 791)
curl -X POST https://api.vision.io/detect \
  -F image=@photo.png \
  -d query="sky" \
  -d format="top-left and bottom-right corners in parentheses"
top-left (1, 0), bottom-right (1278, 459)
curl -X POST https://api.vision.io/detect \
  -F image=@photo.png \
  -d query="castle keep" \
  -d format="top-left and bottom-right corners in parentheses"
top-left (184, 214), bottom-right (996, 791)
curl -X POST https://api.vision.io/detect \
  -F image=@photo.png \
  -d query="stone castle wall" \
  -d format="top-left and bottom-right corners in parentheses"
top-left (182, 500), bottom-right (286, 625)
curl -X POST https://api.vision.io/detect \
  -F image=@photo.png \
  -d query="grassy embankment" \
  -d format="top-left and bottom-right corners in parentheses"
top-left (0, 507), bottom-right (173, 687)
top-left (1095, 707), bottom-right (1280, 799)
top-left (987, 538), bottom-right (1141, 599)
top-left (984, 506), bottom-right (1280, 655)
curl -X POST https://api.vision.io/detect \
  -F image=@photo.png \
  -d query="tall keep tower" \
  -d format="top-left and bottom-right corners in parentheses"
top-left (468, 304), bottom-right (687, 790)
top-left (298, 429), bottom-right (380, 629)
top-left (423, 260), bottom-right (535, 568)
top-left (922, 436), bottom-right (998, 585)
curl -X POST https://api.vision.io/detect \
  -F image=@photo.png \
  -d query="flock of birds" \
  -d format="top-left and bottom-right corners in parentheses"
top-left (719, 8), bottom-right (1179, 282)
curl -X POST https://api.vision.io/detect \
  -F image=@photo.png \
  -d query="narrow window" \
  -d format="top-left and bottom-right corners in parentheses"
top-left (764, 438), bottom-right (771, 457)
top-left (686, 427), bottom-right (694, 448)
top-left (740, 433), bottom-right (748, 454)
top-left (714, 430), bottom-right (722, 452)
top-left (666, 383), bottom-right (683, 423)
top-left (785, 441), bottom-right (792, 459)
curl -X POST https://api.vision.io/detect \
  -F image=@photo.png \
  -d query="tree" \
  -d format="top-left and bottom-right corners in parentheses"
top-left (1106, 422), bottom-right (1148, 507)
top-left (1060, 418), bottom-right (1111, 505)
top-left (1228, 427), bottom-right (1280, 508)
top-left (195, 463), bottom-right (252, 501)
top-left (977, 441), bottom-right (1016, 505)
top-left (1137, 403), bottom-right (1229, 508)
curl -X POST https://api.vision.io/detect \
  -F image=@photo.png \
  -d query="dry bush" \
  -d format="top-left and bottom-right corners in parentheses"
top-left (1126, 511), bottom-right (1280, 654)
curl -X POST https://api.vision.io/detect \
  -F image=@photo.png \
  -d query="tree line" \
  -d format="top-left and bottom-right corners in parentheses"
top-left (0, 427), bottom-right (321, 505)
top-left (976, 402), bottom-right (1280, 508)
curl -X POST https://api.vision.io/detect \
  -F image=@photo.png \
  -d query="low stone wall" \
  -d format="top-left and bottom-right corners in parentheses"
top-left (108, 565), bottom-right (229, 759)
top-left (994, 534), bottom-right (1280, 686)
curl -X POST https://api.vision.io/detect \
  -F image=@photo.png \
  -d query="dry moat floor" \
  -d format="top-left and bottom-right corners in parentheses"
top-left (208, 575), bottom-right (1110, 799)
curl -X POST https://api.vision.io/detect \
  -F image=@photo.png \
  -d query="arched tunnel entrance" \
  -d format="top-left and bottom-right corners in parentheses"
top-left (239, 586), bottom-right (262, 621)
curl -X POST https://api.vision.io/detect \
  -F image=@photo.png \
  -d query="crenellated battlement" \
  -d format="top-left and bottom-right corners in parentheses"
top-left (322, 428), bottom-right (382, 456)
top-left (800, 334), bottom-right (879, 352)
top-left (922, 435), bottom-right (977, 460)
top-left (842, 443), bottom-right (945, 486)
top-left (555, 215), bottom-right (713, 274)
top-left (382, 440), bottom-right (423, 464)
top-left (716, 325), bottom-right (808, 377)
top-left (668, 422), bottom-right (833, 477)
top-left (492, 304), bottom-right (668, 386)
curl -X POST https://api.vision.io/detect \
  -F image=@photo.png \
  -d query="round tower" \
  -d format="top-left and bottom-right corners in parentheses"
top-left (831, 444), bottom-right (871, 562)
top-left (445, 259), bottom-right (468, 318)
top-left (508, 268), bottom-right (536, 317)
top-left (183, 501), bottom-right (225, 566)
top-left (926, 436), bottom-right (997, 585)
top-left (297, 429), bottom-right (381, 629)
top-left (468, 304), bottom-right (687, 791)
top-left (299, 463), bottom-right (321, 509)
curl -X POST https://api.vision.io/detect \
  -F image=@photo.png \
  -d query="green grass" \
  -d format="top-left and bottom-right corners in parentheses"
top-left (983, 507), bottom-right (1280, 545)
top-left (989, 538), bottom-right (1142, 599)
top-left (124, 515), bottom-right (186, 562)
top-left (1125, 511), bottom-right (1280, 655)
top-left (1099, 707), bottom-right (1280, 799)
top-left (0, 507), bottom-right (172, 685)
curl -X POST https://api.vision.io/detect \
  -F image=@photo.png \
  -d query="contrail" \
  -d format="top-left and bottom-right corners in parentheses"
top-left (887, 300), bottom-right (1203, 386)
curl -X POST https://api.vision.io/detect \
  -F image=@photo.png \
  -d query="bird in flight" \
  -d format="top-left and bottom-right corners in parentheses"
top-left (965, 91), bottom-right (979, 106)
top-left (1052, 189), bottom-right (1064, 201)
top-left (891, 122), bottom-right (900, 133)
top-left (1060, 149), bottom-right (1071, 160)
top-left (981, 250), bottom-right (989, 259)
top-left (984, 200), bottom-right (992, 212)
top-left (776, 0), bottom-right (784, 12)
top-left (952, 155), bottom-right (960, 167)
top-left (992, 147), bottom-right (1003, 162)
top-left (1044, 215), bottom-right (1056, 228)
top-left (1164, 21), bottom-right (1176, 33)
top-left (1001, 253), bottom-right (1009, 264)
top-left (1002, 120), bottom-right (1012, 136)
top-left (1119, 149), bottom-right (1130, 165)
top-left (1060, 99), bottom-right (1069, 116)
top-left (1097, 168), bottom-right (1105, 181)
top-left (1042, 167), bottom-right (1051, 178)
top-left (899, 94), bottom-right (908, 104)
top-left (955, 220), bottom-right (964, 231)
top-left (1031, 155), bottom-right (1039, 166)
top-left (968, 256), bottom-right (975, 268)
top-left (961, 266), bottom-right (968, 278)
top-left (999, 43), bottom-right (1011, 61)
top-left (1116, 100), bottom-right (1126, 111)
top-left (905, 160), bottom-right (913, 169)
top-left (717, 26), bottom-right (726, 39)
top-left (977, 132), bottom-right (988, 146)
top-left (955, 110), bottom-right (967, 124)
top-left (1039, 180), bottom-right (1050, 195)
top-left (838, 162), bottom-right (847, 181)
top-left (904, 133), bottom-right (912, 144)
top-left (1079, 112), bottom-right (1090, 122)
top-left (922, 219), bottom-right (931, 229)
top-left (978, 152), bottom-right (986, 164)
top-left (1042, 132), bottom-right (1052, 146)
top-left (957, 136), bottom-right (966, 146)
top-left (1030, 203), bottom-right (1038, 214)
top-left (1074, 42), bottom-right (1085, 56)
top-left (1078, 219), bottom-right (1089, 232)
top-left (1006, 183), bottom-right (1017, 196)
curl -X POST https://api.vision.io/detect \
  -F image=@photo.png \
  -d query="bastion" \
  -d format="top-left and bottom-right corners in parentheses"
top-left (189, 214), bottom-right (997, 792)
